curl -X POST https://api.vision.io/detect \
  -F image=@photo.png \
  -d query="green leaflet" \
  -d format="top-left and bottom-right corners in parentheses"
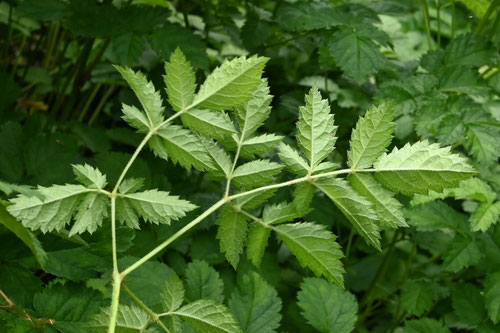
top-left (274, 222), bottom-right (344, 286)
top-left (278, 143), bottom-right (309, 176)
top-left (90, 304), bottom-right (149, 332)
top-left (296, 87), bottom-right (337, 171)
top-left (231, 160), bottom-right (283, 189)
top-left (470, 201), bottom-right (500, 232)
top-left (235, 79), bottom-right (272, 140)
top-left (115, 65), bottom-right (165, 129)
top-left (349, 173), bottom-right (407, 229)
top-left (192, 55), bottom-right (268, 111)
top-left (328, 26), bottom-right (385, 82)
top-left (240, 133), bottom-right (284, 158)
top-left (185, 260), bottom-right (224, 303)
top-left (246, 223), bottom-right (271, 268)
top-left (164, 48), bottom-right (196, 112)
top-left (297, 278), bottom-right (357, 333)
top-left (315, 178), bottom-right (381, 250)
top-left (451, 283), bottom-right (485, 328)
top-left (160, 273), bottom-right (185, 312)
top-left (484, 272), bottom-right (500, 324)
top-left (443, 235), bottom-right (482, 272)
top-left (373, 140), bottom-right (476, 195)
top-left (216, 205), bottom-right (249, 268)
top-left (172, 299), bottom-right (243, 333)
top-left (156, 125), bottom-right (216, 171)
top-left (181, 109), bottom-right (236, 141)
top-left (347, 101), bottom-right (395, 169)
top-left (7, 184), bottom-right (102, 234)
top-left (72, 164), bottom-right (107, 189)
top-left (116, 189), bottom-right (197, 228)
top-left (229, 272), bottom-right (282, 333)
top-left (404, 318), bottom-right (451, 333)
top-left (401, 280), bottom-right (443, 316)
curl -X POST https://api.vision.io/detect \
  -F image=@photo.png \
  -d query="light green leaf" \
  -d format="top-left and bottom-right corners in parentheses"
top-left (172, 299), bottom-right (243, 333)
top-left (185, 260), bottom-right (224, 303)
top-left (192, 56), bottom-right (268, 111)
top-left (0, 204), bottom-right (47, 268)
top-left (484, 272), bottom-right (500, 324)
top-left (278, 143), bottom-right (309, 176)
top-left (122, 103), bottom-right (150, 133)
top-left (116, 189), bottom-right (197, 228)
top-left (329, 26), bottom-right (385, 82)
top-left (451, 283), bottom-right (485, 328)
top-left (232, 160), bottom-right (283, 189)
top-left (115, 65), bottom-right (165, 129)
top-left (72, 164), bottom-right (107, 189)
top-left (164, 48), bottom-right (196, 112)
top-left (148, 134), bottom-right (170, 160)
top-left (470, 202), bottom-right (500, 232)
top-left (246, 223), bottom-right (271, 268)
top-left (235, 79), bottom-right (272, 139)
top-left (90, 304), bottom-right (148, 332)
top-left (315, 178), bottom-right (381, 250)
top-left (161, 273), bottom-right (185, 312)
top-left (7, 184), bottom-right (95, 233)
top-left (201, 137), bottom-right (232, 178)
top-left (240, 134), bottom-right (283, 158)
top-left (293, 183), bottom-right (315, 215)
top-left (157, 125), bottom-right (216, 171)
top-left (404, 318), bottom-right (451, 333)
top-left (216, 205), bottom-right (249, 268)
top-left (296, 87), bottom-right (337, 171)
top-left (443, 235), bottom-right (482, 272)
top-left (234, 188), bottom-right (277, 209)
top-left (466, 124), bottom-right (500, 166)
top-left (229, 272), bottom-right (282, 333)
top-left (70, 192), bottom-right (109, 235)
top-left (181, 109), bottom-right (236, 141)
top-left (263, 202), bottom-right (300, 225)
top-left (118, 178), bottom-right (145, 194)
top-left (297, 278), bottom-right (357, 333)
top-left (373, 141), bottom-right (476, 195)
top-left (274, 222), bottom-right (344, 286)
top-left (349, 173), bottom-right (407, 229)
top-left (347, 102), bottom-right (395, 169)
top-left (401, 280), bottom-right (442, 316)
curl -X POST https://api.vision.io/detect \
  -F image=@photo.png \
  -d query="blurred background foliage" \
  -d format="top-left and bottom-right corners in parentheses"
top-left (0, 0), bottom-right (499, 332)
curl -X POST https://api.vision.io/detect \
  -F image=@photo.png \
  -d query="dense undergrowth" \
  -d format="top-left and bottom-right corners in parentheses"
top-left (0, 1), bottom-right (499, 332)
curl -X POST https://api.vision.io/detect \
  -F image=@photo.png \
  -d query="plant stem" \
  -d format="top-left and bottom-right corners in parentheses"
top-left (121, 198), bottom-right (227, 277)
top-left (225, 139), bottom-right (242, 197)
top-left (420, 0), bottom-right (433, 50)
top-left (475, 0), bottom-right (499, 34)
top-left (122, 284), bottom-right (171, 333)
top-left (436, 0), bottom-right (441, 47)
top-left (451, 0), bottom-right (456, 39)
top-left (88, 85), bottom-right (116, 125)
top-left (78, 83), bottom-right (102, 122)
top-left (108, 271), bottom-right (122, 333)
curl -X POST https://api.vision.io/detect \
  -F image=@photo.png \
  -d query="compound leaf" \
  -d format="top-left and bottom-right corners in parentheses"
top-left (232, 160), bottom-right (283, 189)
top-left (246, 223), bottom-right (271, 268)
top-left (278, 143), bottom-right (309, 176)
top-left (90, 304), bottom-right (148, 332)
top-left (235, 79), bottom-right (273, 139)
top-left (484, 272), bottom-right (500, 324)
top-left (161, 273), bottom-right (185, 312)
top-left (72, 164), bottom-right (107, 189)
top-left (71, 192), bottom-right (109, 235)
top-left (470, 202), bottom-right (500, 232)
top-left (404, 318), bottom-right (451, 333)
top-left (240, 134), bottom-right (284, 158)
top-left (443, 235), bottom-right (482, 272)
top-left (181, 109), bottom-right (236, 141)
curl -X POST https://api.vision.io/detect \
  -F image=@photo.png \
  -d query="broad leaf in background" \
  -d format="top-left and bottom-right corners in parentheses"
top-left (90, 304), bottom-right (149, 332)
top-left (229, 272), bottom-right (282, 333)
top-left (185, 260), bottom-right (224, 303)
top-left (172, 299), bottom-right (243, 333)
top-left (297, 278), bottom-right (357, 333)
